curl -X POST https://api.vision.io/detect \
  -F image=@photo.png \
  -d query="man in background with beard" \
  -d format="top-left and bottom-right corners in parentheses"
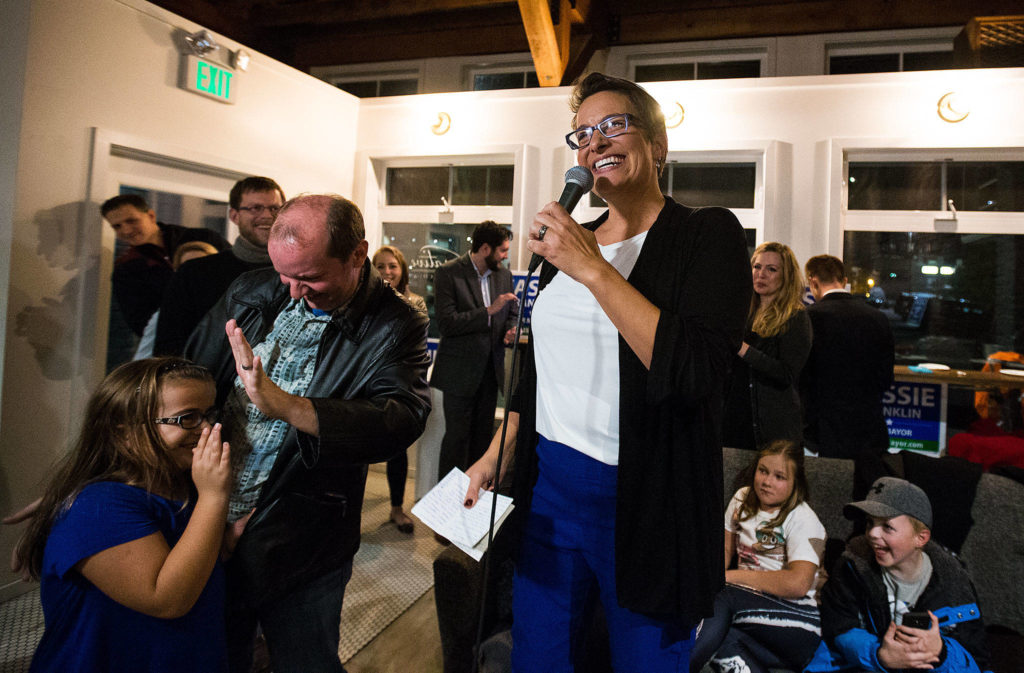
top-left (431, 221), bottom-right (517, 501)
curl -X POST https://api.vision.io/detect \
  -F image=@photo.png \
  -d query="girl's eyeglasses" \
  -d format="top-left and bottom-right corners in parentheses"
top-left (154, 409), bottom-right (220, 429)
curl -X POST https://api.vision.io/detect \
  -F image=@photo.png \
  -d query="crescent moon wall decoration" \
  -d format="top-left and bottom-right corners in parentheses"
top-left (664, 101), bottom-right (685, 128)
top-left (937, 92), bottom-right (969, 123)
top-left (432, 111), bottom-right (452, 135)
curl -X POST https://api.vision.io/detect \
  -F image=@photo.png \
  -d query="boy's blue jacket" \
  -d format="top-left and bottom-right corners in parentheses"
top-left (817, 536), bottom-right (988, 672)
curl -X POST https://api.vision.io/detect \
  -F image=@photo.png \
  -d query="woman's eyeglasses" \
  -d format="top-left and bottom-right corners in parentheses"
top-left (236, 205), bottom-right (282, 215)
top-left (566, 114), bottom-right (635, 150)
top-left (155, 409), bottom-right (220, 429)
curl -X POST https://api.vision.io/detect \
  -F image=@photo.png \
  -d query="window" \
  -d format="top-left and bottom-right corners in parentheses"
top-left (826, 30), bottom-right (956, 75)
top-left (840, 146), bottom-right (1024, 394)
top-left (385, 165), bottom-right (514, 206)
top-left (472, 70), bottom-right (539, 91)
top-left (376, 158), bottom-right (518, 337)
top-left (829, 50), bottom-right (954, 74)
top-left (634, 60), bottom-right (761, 82)
top-left (848, 161), bottom-right (1024, 212)
top-left (333, 77), bottom-right (418, 98)
top-left (842, 231), bottom-right (1024, 369)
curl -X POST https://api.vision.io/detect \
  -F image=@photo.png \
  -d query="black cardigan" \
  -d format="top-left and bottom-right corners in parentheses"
top-left (511, 197), bottom-right (752, 621)
top-left (724, 309), bottom-right (812, 450)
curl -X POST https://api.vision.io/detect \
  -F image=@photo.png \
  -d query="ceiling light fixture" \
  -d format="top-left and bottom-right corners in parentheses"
top-left (184, 29), bottom-right (219, 56)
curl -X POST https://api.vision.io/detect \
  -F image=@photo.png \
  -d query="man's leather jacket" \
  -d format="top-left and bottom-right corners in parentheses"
top-left (186, 260), bottom-right (431, 607)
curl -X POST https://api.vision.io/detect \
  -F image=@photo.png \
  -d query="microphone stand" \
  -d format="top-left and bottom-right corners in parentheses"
top-left (471, 263), bottom-right (537, 673)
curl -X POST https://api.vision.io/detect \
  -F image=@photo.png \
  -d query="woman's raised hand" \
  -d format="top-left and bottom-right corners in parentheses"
top-left (528, 202), bottom-right (603, 283)
top-left (192, 424), bottom-right (231, 500)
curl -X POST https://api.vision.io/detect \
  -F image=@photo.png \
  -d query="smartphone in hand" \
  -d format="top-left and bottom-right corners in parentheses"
top-left (902, 611), bottom-right (932, 629)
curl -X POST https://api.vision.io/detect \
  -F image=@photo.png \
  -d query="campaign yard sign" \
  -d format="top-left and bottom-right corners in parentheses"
top-left (883, 381), bottom-right (946, 456)
top-left (512, 272), bottom-right (539, 331)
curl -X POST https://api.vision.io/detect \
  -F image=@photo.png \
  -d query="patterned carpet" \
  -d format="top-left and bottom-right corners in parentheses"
top-left (0, 471), bottom-right (441, 671)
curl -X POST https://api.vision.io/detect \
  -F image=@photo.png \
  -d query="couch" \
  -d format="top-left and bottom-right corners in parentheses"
top-left (433, 447), bottom-right (1024, 672)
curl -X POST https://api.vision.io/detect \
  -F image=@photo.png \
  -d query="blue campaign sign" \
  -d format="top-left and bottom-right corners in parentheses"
top-left (882, 381), bottom-right (946, 455)
top-left (512, 272), bottom-right (540, 330)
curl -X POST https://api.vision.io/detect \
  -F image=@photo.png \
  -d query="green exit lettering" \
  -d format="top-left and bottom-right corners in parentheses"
top-left (195, 61), bottom-right (232, 100)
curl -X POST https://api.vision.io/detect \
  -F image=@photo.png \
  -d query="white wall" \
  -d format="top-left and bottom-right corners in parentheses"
top-left (0, 0), bottom-right (360, 599)
top-left (354, 67), bottom-right (1024, 270)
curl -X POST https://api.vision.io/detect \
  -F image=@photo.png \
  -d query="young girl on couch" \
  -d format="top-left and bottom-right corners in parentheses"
top-left (690, 440), bottom-right (827, 673)
top-left (18, 357), bottom-right (232, 672)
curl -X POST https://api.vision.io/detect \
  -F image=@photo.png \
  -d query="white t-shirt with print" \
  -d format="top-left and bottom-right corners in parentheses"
top-left (725, 486), bottom-right (827, 603)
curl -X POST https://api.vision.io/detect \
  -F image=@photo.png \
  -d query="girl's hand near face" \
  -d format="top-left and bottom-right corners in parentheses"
top-left (192, 424), bottom-right (231, 501)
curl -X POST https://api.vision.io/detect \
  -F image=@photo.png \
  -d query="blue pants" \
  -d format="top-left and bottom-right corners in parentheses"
top-left (512, 437), bottom-right (696, 673)
top-left (226, 560), bottom-right (353, 673)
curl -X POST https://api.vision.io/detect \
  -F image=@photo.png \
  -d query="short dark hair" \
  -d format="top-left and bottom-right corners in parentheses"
top-left (229, 177), bottom-right (286, 210)
top-left (805, 254), bottom-right (846, 285)
top-left (471, 220), bottom-right (512, 253)
top-left (569, 72), bottom-right (667, 152)
top-left (273, 194), bottom-right (364, 261)
top-left (101, 194), bottom-right (151, 217)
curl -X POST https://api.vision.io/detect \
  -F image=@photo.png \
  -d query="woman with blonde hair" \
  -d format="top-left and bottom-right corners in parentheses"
top-left (722, 241), bottom-right (812, 451)
top-left (372, 245), bottom-right (426, 533)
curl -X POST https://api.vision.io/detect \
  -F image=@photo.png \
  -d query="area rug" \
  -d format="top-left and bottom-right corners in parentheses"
top-left (339, 477), bottom-right (441, 663)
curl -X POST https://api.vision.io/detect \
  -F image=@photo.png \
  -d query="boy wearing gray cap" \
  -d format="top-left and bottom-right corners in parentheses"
top-left (816, 477), bottom-right (989, 672)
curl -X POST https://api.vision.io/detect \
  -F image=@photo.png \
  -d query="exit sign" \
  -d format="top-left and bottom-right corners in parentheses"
top-left (182, 55), bottom-right (236, 104)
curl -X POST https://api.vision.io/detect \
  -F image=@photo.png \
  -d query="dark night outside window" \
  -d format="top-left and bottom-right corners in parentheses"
top-left (386, 166), bottom-right (514, 206)
top-left (848, 161), bottom-right (1024, 212)
top-left (473, 71), bottom-right (539, 91)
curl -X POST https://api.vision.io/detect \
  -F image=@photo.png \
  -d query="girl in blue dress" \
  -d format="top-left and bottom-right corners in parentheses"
top-left (17, 357), bottom-right (232, 672)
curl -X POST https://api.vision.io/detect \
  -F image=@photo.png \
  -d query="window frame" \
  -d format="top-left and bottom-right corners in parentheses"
top-left (310, 63), bottom-right (423, 98)
top-left (606, 37), bottom-right (775, 80)
top-left (840, 146), bottom-right (1024, 238)
top-left (825, 26), bottom-right (959, 75)
top-left (464, 61), bottom-right (539, 91)
top-left (356, 146), bottom-right (529, 269)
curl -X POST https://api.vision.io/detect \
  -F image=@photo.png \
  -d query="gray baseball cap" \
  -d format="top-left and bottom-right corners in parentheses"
top-left (844, 477), bottom-right (933, 529)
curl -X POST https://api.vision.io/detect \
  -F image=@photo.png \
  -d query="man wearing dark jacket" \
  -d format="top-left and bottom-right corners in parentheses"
top-left (802, 255), bottom-right (895, 459)
top-left (430, 221), bottom-right (517, 484)
top-left (186, 194), bottom-right (431, 673)
top-left (103, 193), bottom-right (230, 336)
top-left (154, 176), bottom-right (284, 356)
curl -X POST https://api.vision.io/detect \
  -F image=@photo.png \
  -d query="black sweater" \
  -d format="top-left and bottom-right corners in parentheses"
top-left (511, 197), bottom-right (752, 621)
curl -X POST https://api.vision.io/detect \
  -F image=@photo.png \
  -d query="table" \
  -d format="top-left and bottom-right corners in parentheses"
top-left (894, 365), bottom-right (1024, 388)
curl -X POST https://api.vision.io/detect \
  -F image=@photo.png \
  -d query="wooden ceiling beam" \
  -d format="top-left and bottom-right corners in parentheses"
top-left (517, 0), bottom-right (590, 87)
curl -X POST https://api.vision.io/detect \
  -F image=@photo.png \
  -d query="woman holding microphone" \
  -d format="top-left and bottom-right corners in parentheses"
top-left (464, 72), bottom-right (752, 671)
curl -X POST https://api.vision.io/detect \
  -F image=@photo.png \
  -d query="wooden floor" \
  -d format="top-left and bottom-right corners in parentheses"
top-left (345, 466), bottom-right (445, 673)
top-left (346, 587), bottom-right (444, 673)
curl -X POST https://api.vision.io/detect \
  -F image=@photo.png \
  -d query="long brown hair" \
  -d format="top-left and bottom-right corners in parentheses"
top-left (372, 245), bottom-right (410, 294)
top-left (17, 357), bottom-right (214, 579)
top-left (749, 241), bottom-right (805, 338)
top-left (735, 440), bottom-right (809, 532)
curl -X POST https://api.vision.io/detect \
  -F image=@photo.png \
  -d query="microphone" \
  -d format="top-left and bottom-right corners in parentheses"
top-left (527, 166), bottom-right (594, 273)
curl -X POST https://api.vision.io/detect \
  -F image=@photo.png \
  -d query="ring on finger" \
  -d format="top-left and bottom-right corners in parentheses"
top-left (241, 364), bottom-right (252, 371)
top-left (537, 225), bottom-right (548, 241)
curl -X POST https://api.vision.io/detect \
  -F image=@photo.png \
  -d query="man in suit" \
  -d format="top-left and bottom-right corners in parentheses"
top-left (802, 254), bottom-right (895, 459)
top-left (431, 221), bottom-right (517, 486)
